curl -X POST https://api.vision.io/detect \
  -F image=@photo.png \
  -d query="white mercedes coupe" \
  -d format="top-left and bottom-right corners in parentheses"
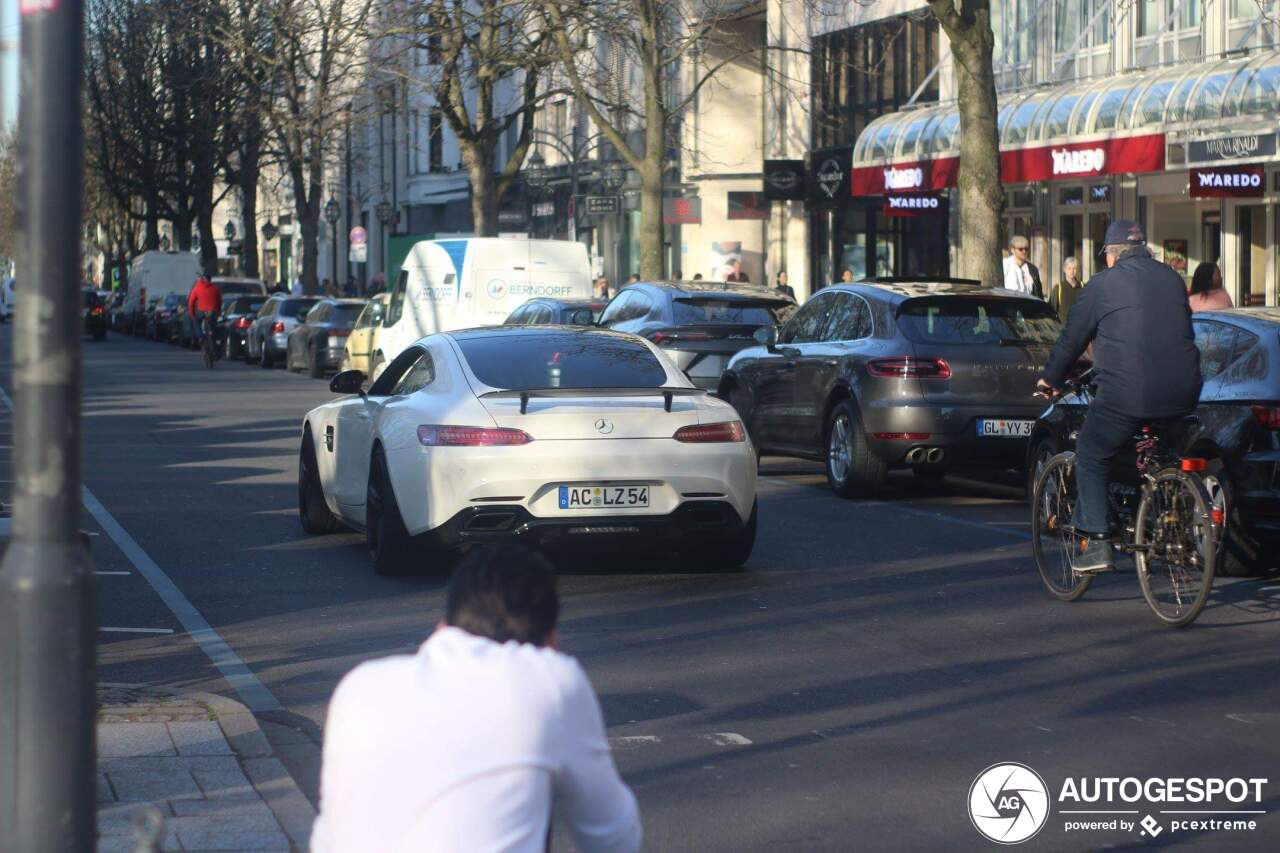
top-left (297, 326), bottom-right (758, 575)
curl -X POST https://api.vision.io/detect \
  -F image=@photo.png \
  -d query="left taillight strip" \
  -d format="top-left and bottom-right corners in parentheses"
top-left (417, 425), bottom-right (533, 447)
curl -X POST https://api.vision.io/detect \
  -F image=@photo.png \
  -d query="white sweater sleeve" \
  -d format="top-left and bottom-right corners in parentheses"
top-left (555, 663), bottom-right (643, 853)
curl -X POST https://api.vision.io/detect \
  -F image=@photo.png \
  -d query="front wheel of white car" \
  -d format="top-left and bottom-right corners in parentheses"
top-left (683, 500), bottom-right (757, 572)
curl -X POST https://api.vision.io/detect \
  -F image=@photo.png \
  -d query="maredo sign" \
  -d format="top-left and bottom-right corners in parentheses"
top-left (852, 133), bottom-right (1165, 195)
top-left (1190, 165), bottom-right (1265, 198)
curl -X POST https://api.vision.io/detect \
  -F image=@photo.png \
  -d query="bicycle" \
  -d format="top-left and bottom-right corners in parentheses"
top-left (199, 313), bottom-right (217, 369)
top-left (1030, 377), bottom-right (1218, 627)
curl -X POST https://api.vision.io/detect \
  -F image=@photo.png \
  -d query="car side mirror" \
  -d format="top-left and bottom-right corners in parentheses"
top-left (330, 369), bottom-right (365, 395)
top-left (753, 325), bottom-right (778, 352)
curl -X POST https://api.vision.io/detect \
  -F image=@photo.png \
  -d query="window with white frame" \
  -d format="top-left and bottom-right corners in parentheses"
top-left (1054, 0), bottom-right (1112, 53)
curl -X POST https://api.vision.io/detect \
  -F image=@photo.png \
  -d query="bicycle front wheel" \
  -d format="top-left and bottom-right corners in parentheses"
top-left (1134, 469), bottom-right (1215, 628)
top-left (1031, 452), bottom-right (1092, 601)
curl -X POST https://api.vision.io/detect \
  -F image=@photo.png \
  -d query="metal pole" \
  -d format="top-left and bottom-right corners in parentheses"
top-left (0, 0), bottom-right (96, 851)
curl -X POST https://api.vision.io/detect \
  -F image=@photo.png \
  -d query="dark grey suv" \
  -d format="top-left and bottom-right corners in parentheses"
top-left (598, 281), bottom-right (795, 391)
top-left (719, 280), bottom-right (1064, 497)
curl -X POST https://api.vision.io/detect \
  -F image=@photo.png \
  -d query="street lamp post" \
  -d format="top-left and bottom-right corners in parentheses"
top-left (324, 198), bottom-right (340, 290)
top-left (525, 150), bottom-right (548, 239)
top-left (262, 222), bottom-right (278, 288)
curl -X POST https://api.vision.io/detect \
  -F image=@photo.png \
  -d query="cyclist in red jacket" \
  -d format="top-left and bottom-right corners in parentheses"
top-left (187, 275), bottom-right (223, 345)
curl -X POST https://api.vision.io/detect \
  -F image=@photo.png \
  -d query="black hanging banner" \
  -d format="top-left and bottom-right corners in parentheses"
top-left (763, 160), bottom-right (806, 200)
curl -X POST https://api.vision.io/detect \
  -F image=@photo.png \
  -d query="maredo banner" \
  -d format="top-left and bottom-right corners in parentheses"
top-left (852, 133), bottom-right (1165, 195)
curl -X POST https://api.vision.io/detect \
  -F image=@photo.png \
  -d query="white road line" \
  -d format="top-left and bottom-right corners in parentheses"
top-left (100, 627), bottom-right (175, 635)
top-left (702, 732), bottom-right (752, 746)
top-left (0, 384), bottom-right (283, 713)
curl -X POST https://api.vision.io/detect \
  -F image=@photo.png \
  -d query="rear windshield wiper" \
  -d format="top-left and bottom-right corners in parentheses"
top-left (999, 337), bottom-right (1040, 346)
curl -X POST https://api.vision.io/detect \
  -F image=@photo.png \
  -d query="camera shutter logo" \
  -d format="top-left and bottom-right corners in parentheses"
top-left (594, 418), bottom-right (613, 434)
top-left (487, 279), bottom-right (508, 300)
top-left (968, 763), bottom-right (1050, 844)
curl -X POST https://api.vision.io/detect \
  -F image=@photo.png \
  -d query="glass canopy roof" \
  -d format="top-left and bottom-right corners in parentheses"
top-left (852, 51), bottom-right (1280, 165)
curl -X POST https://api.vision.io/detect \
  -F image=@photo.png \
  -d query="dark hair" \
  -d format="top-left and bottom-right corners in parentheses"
top-left (444, 544), bottom-right (559, 646)
top-left (1189, 262), bottom-right (1219, 296)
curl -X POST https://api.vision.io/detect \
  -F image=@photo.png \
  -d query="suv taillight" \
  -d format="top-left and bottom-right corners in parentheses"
top-left (235, 316), bottom-right (252, 328)
top-left (1252, 405), bottom-right (1280, 430)
top-left (271, 321), bottom-right (285, 334)
top-left (867, 357), bottom-right (952, 379)
top-left (417, 425), bottom-right (533, 446)
top-left (673, 421), bottom-right (746, 443)
top-left (649, 330), bottom-right (711, 345)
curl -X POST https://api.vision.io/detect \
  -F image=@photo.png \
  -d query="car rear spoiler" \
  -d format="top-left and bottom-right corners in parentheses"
top-left (482, 387), bottom-right (706, 414)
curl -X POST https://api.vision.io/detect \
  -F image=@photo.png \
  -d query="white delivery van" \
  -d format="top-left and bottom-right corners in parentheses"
top-left (372, 238), bottom-right (592, 378)
top-left (124, 251), bottom-right (203, 333)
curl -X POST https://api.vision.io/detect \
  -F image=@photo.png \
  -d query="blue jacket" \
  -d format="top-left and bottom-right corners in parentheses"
top-left (1042, 246), bottom-right (1201, 418)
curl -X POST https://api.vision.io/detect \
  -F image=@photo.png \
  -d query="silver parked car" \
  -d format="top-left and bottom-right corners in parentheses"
top-left (719, 279), bottom-right (1066, 497)
top-left (246, 296), bottom-right (319, 368)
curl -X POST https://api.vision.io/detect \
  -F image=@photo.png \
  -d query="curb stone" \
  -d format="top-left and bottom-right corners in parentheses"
top-left (99, 683), bottom-right (315, 850)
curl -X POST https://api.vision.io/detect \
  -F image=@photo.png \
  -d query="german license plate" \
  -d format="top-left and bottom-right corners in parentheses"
top-left (976, 419), bottom-right (1035, 437)
top-left (558, 485), bottom-right (649, 509)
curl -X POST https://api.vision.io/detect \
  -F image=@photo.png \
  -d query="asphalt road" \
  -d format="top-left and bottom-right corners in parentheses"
top-left (4, 324), bottom-right (1280, 851)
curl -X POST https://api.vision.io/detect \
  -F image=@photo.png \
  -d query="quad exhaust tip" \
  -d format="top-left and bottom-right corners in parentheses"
top-left (906, 447), bottom-right (946, 465)
top-left (926, 448), bottom-right (945, 464)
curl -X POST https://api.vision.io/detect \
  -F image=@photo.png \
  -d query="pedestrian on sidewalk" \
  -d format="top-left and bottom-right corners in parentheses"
top-left (1003, 235), bottom-right (1044, 298)
top-left (1188, 261), bottom-right (1233, 312)
top-left (593, 276), bottom-right (611, 300)
top-left (291, 275), bottom-right (305, 296)
top-left (1050, 256), bottom-right (1085, 322)
top-left (773, 270), bottom-right (795, 300)
top-left (311, 544), bottom-right (642, 853)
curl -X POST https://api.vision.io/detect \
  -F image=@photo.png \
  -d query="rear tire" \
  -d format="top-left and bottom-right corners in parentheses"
top-left (299, 433), bottom-right (340, 534)
top-left (684, 500), bottom-right (757, 571)
top-left (259, 339), bottom-right (273, 368)
top-left (1026, 437), bottom-right (1059, 500)
top-left (366, 448), bottom-right (416, 576)
top-left (1135, 469), bottom-right (1215, 628)
top-left (824, 401), bottom-right (885, 499)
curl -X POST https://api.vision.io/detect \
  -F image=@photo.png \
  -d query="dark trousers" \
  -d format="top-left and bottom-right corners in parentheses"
top-left (1071, 404), bottom-right (1142, 536)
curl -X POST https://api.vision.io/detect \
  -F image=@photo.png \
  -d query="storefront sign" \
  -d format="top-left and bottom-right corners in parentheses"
top-left (663, 197), bottom-right (702, 225)
top-left (1189, 165), bottom-right (1265, 198)
top-left (851, 133), bottom-right (1165, 194)
top-left (1090, 184), bottom-right (1111, 203)
top-left (1186, 132), bottom-right (1277, 166)
top-left (585, 196), bottom-right (620, 215)
top-left (727, 192), bottom-right (770, 220)
top-left (763, 160), bottom-right (806, 200)
top-left (532, 201), bottom-right (555, 219)
top-left (808, 147), bottom-right (852, 202)
top-left (883, 165), bottom-right (925, 191)
top-left (882, 193), bottom-right (945, 216)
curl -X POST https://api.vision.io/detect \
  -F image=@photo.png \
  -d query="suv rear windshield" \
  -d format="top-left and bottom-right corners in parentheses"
top-left (280, 298), bottom-right (319, 318)
top-left (218, 282), bottom-right (264, 296)
top-left (456, 331), bottom-right (668, 389)
top-left (332, 304), bottom-right (364, 324)
top-left (897, 297), bottom-right (1061, 345)
top-left (672, 298), bottom-right (783, 326)
top-left (228, 297), bottom-right (266, 314)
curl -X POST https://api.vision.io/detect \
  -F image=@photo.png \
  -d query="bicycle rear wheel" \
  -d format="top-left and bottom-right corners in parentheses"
top-left (1031, 452), bottom-right (1092, 601)
top-left (1134, 469), bottom-right (1215, 627)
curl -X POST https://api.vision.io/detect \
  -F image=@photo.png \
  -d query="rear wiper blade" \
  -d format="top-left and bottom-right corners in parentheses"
top-left (998, 337), bottom-right (1038, 346)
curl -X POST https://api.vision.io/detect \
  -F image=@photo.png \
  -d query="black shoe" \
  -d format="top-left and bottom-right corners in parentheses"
top-left (1072, 535), bottom-right (1115, 574)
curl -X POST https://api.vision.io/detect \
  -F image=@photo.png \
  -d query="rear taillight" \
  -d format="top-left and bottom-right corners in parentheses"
top-left (673, 421), bottom-right (746, 443)
top-left (271, 321), bottom-right (285, 334)
top-left (329, 328), bottom-right (351, 337)
top-left (91, 306), bottom-right (104, 316)
top-left (1251, 405), bottom-right (1280, 430)
top-left (649, 330), bottom-right (712, 345)
top-left (867, 357), bottom-right (952, 379)
top-left (417, 425), bottom-right (533, 446)
top-left (235, 316), bottom-right (252, 328)
top-left (873, 432), bottom-right (931, 440)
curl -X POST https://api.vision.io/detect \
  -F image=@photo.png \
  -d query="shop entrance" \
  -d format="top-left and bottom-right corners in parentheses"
top-left (1054, 183), bottom-right (1112, 283)
top-left (1236, 204), bottom-right (1268, 306)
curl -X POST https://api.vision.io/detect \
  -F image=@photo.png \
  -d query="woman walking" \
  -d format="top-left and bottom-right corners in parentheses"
top-left (1187, 261), bottom-right (1233, 312)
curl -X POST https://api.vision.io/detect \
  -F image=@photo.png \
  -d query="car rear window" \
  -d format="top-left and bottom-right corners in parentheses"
top-left (897, 297), bottom-right (1061, 345)
top-left (332, 304), bottom-right (364, 324)
top-left (455, 331), bottom-right (668, 389)
top-left (279, 299), bottom-right (318, 318)
top-left (218, 282), bottom-right (263, 296)
top-left (231, 297), bottom-right (266, 313)
top-left (672, 298), bottom-right (784, 326)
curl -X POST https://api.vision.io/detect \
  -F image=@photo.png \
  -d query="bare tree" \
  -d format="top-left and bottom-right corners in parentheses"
top-left (382, 0), bottom-right (559, 236)
top-left (260, 0), bottom-right (374, 293)
top-left (925, 0), bottom-right (1002, 283)
top-left (540, 0), bottom-right (780, 279)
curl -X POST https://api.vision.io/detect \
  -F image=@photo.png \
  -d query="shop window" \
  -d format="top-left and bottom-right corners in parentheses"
top-left (1238, 205), bottom-right (1267, 307)
top-left (1201, 211), bottom-right (1221, 266)
top-left (1139, 0), bottom-right (1201, 37)
top-left (1055, 0), bottom-right (1112, 53)
top-left (1059, 187), bottom-right (1084, 207)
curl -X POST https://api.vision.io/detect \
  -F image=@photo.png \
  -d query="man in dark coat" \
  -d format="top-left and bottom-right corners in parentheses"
top-left (1037, 220), bottom-right (1202, 572)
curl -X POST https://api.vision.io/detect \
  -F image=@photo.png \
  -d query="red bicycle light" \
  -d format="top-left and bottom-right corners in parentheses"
top-left (673, 421), bottom-right (746, 443)
top-left (1180, 458), bottom-right (1207, 472)
top-left (1211, 508), bottom-right (1226, 526)
top-left (417, 425), bottom-right (532, 446)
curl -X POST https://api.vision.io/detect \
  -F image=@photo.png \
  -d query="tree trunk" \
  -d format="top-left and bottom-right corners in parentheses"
top-left (239, 136), bottom-right (261, 278)
top-left (932, 2), bottom-right (1004, 284)
top-left (637, 162), bottom-right (663, 280)
top-left (196, 202), bottom-right (217, 274)
top-left (466, 143), bottom-right (500, 237)
top-left (145, 200), bottom-right (160, 251)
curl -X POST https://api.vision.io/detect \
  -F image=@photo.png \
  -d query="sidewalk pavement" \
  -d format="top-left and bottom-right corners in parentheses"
top-left (97, 684), bottom-right (316, 852)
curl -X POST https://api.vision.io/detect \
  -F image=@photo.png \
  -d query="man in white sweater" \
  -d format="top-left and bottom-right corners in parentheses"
top-left (1002, 234), bottom-right (1044, 298)
top-left (311, 545), bottom-right (642, 853)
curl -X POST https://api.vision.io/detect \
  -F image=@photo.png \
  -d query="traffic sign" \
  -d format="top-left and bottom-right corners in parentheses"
top-left (585, 196), bottom-right (621, 216)
top-left (349, 243), bottom-right (368, 264)
top-left (349, 226), bottom-right (368, 245)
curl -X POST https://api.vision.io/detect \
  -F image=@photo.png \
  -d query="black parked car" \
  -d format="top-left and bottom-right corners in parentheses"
top-left (147, 293), bottom-right (185, 342)
top-left (1028, 307), bottom-right (1280, 576)
top-left (719, 280), bottom-right (1063, 497)
top-left (504, 297), bottom-right (606, 326)
top-left (598, 281), bottom-right (795, 391)
top-left (285, 298), bottom-right (366, 377)
top-left (83, 288), bottom-right (107, 341)
top-left (221, 295), bottom-right (268, 360)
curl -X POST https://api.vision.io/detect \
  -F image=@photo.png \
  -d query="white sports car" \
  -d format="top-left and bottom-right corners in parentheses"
top-left (298, 326), bottom-right (758, 574)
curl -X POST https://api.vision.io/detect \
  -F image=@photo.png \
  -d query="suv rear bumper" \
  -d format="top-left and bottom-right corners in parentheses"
top-left (864, 402), bottom-right (1045, 468)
